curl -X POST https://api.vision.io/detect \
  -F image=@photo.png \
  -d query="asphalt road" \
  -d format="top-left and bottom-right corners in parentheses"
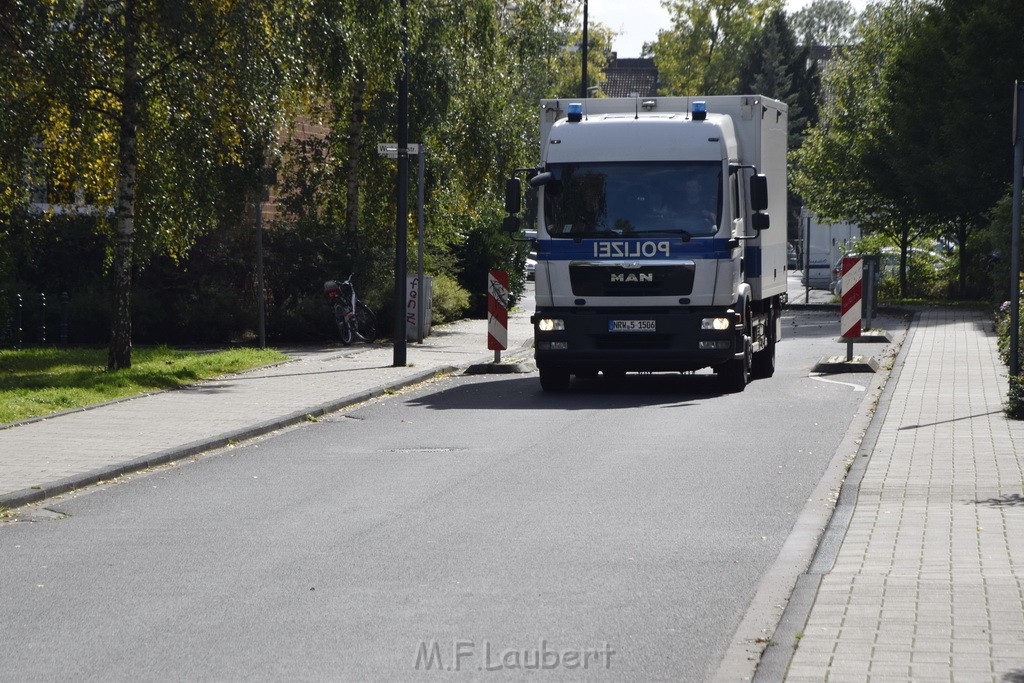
top-left (0, 309), bottom-right (896, 680)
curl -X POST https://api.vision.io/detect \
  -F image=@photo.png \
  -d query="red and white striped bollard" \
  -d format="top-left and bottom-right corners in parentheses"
top-left (487, 271), bottom-right (509, 362)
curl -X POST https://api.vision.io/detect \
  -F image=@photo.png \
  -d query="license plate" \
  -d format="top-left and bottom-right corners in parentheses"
top-left (608, 319), bottom-right (656, 332)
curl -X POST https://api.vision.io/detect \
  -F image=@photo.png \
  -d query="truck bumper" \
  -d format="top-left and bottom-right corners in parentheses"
top-left (532, 307), bottom-right (741, 373)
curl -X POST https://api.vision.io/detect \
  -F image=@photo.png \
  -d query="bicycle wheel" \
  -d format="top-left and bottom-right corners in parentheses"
top-left (354, 301), bottom-right (377, 342)
top-left (334, 303), bottom-right (353, 345)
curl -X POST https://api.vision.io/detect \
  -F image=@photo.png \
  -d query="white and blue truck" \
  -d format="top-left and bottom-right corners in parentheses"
top-left (504, 96), bottom-right (788, 392)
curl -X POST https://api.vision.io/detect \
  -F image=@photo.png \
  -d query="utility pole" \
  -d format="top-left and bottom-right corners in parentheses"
top-left (394, 0), bottom-right (409, 367)
top-left (579, 0), bottom-right (588, 99)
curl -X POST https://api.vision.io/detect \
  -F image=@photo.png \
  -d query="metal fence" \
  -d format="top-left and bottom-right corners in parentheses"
top-left (0, 292), bottom-right (72, 349)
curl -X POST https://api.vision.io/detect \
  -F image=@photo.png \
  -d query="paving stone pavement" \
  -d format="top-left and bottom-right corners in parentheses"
top-left (784, 309), bottom-right (1024, 682)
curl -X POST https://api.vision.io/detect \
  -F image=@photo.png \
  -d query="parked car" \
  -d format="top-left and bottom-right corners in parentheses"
top-left (525, 251), bottom-right (537, 280)
top-left (787, 242), bottom-right (799, 270)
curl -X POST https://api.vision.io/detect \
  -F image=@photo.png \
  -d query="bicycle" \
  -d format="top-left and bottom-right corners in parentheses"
top-left (323, 274), bottom-right (377, 345)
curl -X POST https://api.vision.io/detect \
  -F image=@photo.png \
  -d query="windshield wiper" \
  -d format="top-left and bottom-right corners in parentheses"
top-left (639, 229), bottom-right (693, 241)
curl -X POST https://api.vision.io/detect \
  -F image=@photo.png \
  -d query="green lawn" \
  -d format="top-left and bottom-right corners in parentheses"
top-left (0, 346), bottom-right (288, 424)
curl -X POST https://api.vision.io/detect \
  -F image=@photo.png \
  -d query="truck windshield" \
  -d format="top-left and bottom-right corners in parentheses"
top-left (542, 161), bottom-right (722, 239)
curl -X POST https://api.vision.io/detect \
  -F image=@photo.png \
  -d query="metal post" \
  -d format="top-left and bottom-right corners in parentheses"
top-left (38, 292), bottom-right (46, 344)
top-left (14, 293), bottom-right (22, 349)
top-left (580, 0), bottom-right (588, 99)
top-left (863, 257), bottom-right (876, 332)
top-left (60, 292), bottom-right (70, 347)
top-left (255, 192), bottom-right (266, 349)
top-left (393, 0), bottom-right (409, 367)
top-left (804, 212), bottom-right (811, 304)
top-left (417, 145), bottom-right (426, 343)
top-left (1010, 81), bottom-right (1024, 377)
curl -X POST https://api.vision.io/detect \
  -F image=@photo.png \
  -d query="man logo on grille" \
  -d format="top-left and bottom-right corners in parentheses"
top-left (610, 273), bottom-right (654, 283)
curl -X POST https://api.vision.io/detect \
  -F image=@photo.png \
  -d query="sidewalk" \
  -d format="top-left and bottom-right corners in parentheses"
top-left (779, 309), bottom-right (1024, 681)
top-left (0, 305), bottom-right (535, 510)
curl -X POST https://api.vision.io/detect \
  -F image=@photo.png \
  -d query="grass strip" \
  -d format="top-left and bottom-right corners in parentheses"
top-left (0, 346), bottom-right (287, 424)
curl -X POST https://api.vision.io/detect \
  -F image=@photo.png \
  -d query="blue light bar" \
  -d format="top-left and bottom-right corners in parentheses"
top-left (567, 102), bottom-right (583, 122)
top-left (692, 100), bottom-right (707, 121)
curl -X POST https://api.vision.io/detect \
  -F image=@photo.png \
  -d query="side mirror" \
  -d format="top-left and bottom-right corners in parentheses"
top-left (502, 215), bottom-right (521, 234)
top-left (505, 178), bottom-right (522, 215)
top-left (751, 212), bottom-right (770, 231)
top-left (749, 174), bottom-right (768, 212)
top-left (528, 171), bottom-right (554, 188)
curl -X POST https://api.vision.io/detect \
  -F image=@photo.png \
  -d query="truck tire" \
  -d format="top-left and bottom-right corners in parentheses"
top-left (751, 335), bottom-right (775, 379)
top-left (539, 365), bottom-right (571, 392)
top-left (752, 309), bottom-right (776, 379)
top-left (719, 335), bottom-right (751, 392)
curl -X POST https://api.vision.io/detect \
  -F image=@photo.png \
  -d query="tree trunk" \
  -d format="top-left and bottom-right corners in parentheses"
top-left (108, 0), bottom-right (141, 371)
top-left (957, 223), bottom-right (969, 299)
top-left (344, 65), bottom-right (367, 262)
top-left (899, 231), bottom-right (910, 298)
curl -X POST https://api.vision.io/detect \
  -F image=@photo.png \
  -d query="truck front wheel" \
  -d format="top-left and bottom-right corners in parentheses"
top-left (719, 335), bottom-right (751, 393)
top-left (539, 365), bottom-right (571, 392)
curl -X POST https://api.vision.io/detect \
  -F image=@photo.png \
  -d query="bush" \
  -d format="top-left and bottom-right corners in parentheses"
top-left (455, 223), bottom-right (524, 317)
top-left (994, 299), bottom-right (1023, 368)
top-left (1007, 375), bottom-right (1024, 420)
top-left (994, 299), bottom-right (1024, 420)
top-left (431, 272), bottom-right (470, 324)
top-left (267, 291), bottom-right (335, 343)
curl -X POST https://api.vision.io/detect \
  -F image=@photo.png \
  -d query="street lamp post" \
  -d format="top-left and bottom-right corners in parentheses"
top-left (579, 0), bottom-right (588, 99)
top-left (394, 0), bottom-right (410, 367)
top-left (1010, 81), bottom-right (1024, 377)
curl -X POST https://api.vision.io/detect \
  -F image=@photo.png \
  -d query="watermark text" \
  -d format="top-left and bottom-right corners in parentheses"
top-left (413, 639), bottom-right (615, 672)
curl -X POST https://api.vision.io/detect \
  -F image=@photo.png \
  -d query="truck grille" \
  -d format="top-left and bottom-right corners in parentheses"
top-left (569, 262), bottom-right (695, 297)
top-left (596, 334), bottom-right (672, 350)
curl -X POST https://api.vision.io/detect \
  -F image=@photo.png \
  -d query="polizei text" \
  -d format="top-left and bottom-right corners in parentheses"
top-left (592, 241), bottom-right (670, 258)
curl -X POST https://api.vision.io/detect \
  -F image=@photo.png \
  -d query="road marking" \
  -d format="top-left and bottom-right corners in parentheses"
top-left (809, 374), bottom-right (866, 392)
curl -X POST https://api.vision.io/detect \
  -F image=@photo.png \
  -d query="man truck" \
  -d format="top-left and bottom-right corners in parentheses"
top-left (504, 96), bottom-right (788, 393)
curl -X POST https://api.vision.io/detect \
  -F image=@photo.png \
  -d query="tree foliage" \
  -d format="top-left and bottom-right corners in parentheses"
top-left (737, 8), bottom-right (819, 239)
top-left (1, 0), bottom-right (301, 367)
top-left (789, 0), bottom-right (859, 46)
top-left (791, 0), bottom-right (933, 296)
top-left (793, 0), bottom-right (1024, 297)
top-left (651, 0), bottom-right (783, 95)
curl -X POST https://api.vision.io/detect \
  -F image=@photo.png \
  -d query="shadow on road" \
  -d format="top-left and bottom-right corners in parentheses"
top-left (404, 371), bottom-right (756, 412)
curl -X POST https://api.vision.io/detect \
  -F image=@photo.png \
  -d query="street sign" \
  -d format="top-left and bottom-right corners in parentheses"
top-left (376, 142), bottom-right (420, 158)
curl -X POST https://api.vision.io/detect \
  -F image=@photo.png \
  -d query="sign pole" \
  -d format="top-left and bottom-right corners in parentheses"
top-left (417, 146), bottom-right (426, 343)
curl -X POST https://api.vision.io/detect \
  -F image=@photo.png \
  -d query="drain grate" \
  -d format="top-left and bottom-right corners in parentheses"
top-left (384, 447), bottom-right (465, 454)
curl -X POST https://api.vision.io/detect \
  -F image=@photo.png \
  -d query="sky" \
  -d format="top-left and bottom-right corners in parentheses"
top-left (587, 0), bottom-right (869, 57)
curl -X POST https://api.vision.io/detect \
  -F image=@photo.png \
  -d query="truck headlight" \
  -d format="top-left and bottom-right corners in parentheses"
top-left (701, 317), bottom-right (732, 331)
top-left (537, 318), bottom-right (565, 332)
